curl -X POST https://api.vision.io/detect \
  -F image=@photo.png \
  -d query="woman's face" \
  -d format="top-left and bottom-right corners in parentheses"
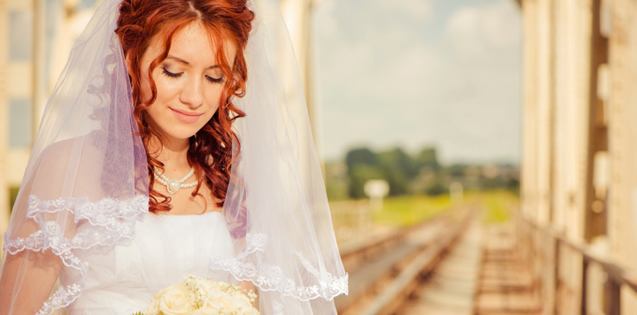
top-left (137, 22), bottom-right (236, 144)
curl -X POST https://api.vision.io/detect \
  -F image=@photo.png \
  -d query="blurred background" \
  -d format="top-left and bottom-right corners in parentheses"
top-left (1, 0), bottom-right (637, 314)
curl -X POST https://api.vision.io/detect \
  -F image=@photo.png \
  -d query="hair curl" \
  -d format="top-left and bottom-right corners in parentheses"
top-left (115, 0), bottom-right (254, 213)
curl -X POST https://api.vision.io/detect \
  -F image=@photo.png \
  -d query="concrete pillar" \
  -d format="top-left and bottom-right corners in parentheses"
top-left (608, 0), bottom-right (637, 312)
top-left (279, 0), bottom-right (324, 164)
top-left (566, 0), bottom-right (590, 244)
top-left (0, 0), bottom-right (10, 250)
top-left (521, 0), bottom-right (539, 222)
top-left (536, 0), bottom-right (553, 226)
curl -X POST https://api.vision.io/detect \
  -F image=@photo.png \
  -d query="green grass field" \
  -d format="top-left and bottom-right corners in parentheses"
top-left (480, 190), bottom-right (518, 224)
top-left (371, 194), bottom-right (453, 226)
top-left (330, 190), bottom-right (519, 229)
top-left (373, 190), bottom-right (518, 226)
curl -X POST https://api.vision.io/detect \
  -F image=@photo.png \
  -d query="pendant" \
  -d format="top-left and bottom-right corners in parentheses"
top-left (167, 180), bottom-right (180, 195)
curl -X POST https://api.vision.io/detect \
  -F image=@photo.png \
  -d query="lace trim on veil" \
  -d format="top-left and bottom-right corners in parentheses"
top-left (211, 233), bottom-right (349, 302)
top-left (3, 196), bottom-right (346, 313)
top-left (3, 195), bottom-right (149, 315)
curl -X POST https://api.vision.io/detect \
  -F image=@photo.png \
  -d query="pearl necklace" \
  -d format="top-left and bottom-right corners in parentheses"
top-left (154, 167), bottom-right (197, 195)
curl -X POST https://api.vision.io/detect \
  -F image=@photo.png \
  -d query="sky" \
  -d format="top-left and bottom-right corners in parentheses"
top-left (313, 0), bottom-right (522, 164)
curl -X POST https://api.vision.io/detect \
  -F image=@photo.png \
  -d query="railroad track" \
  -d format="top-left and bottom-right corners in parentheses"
top-left (336, 207), bottom-right (477, 315)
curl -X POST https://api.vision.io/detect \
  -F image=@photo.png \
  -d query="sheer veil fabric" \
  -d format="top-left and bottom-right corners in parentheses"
top-left (0, 0), bottom-right (348, 314)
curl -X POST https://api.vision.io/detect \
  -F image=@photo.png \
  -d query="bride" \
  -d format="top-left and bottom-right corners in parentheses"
top-left (0, 0), bottom-right (348, 314)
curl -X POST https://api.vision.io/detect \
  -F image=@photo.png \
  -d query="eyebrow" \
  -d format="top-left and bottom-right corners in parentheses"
top-left (166, 55), bottom-right (219, 69)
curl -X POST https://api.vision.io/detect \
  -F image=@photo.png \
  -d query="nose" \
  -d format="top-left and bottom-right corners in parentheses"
top-left (179, 76), bottom-right (204, 109)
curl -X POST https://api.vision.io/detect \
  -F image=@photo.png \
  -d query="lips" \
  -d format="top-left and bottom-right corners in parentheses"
top-left (170, 108), bottom-right (203, 123)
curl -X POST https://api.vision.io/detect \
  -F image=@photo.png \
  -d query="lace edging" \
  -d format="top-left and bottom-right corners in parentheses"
top-left (246, 232), bottom-right (267, 253)
top-left (27, 195), bottom-right (148, 237)
top-left (3, 195), bottom-right (148, 315)
top-left (210, 255), bottom-right (348, 301)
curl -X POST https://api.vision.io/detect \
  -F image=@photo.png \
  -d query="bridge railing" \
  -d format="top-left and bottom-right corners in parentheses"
top-left (517, 215), bottom-right (637, 315)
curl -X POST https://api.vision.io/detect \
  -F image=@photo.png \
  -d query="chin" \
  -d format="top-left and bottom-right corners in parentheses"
top-left (150, 117), bottom-right (211, 143)
top-left (162, 126), bottom-right (203, 142)
top-left (172, 130), bottom-right (200, 140)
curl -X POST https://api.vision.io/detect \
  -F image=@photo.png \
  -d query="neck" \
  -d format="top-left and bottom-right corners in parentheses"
top-left (147, 135), bottom-right (192, 177)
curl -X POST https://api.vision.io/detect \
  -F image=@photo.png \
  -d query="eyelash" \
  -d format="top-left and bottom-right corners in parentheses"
top-left (161, 67), bottom-right (223, 84)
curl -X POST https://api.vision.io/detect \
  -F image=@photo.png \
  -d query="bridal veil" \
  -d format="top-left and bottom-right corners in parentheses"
top-left (0, 0), bottom-right (348, 314)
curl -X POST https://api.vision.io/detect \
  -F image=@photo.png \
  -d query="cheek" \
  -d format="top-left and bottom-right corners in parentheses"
top-left (140, 73), bottom-right (181, 104)
top-left (205, 87), bottom-right (224, 111)
top-left (154, 77), bottom-right (181, 102)
top-left (138, 72), bottom-right (156, 104)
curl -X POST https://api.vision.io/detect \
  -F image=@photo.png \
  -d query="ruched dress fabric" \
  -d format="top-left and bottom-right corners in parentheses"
top-left (63, 211), bottom-right (235, 314)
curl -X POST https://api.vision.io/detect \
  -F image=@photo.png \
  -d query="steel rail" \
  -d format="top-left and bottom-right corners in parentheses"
top-left (338, 208), bottom-right (475, 315)
top-left (336, 207), bottom-right (468, 313)
top-left (359, 210), bottom-right (474, 315)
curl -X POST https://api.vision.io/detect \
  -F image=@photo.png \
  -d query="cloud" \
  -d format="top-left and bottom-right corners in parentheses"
top-left (446, 0), bottom-right (521, 62)
top-left (377, 0), bottom-right (432, 19)
top-left (314, 0), bottom-right (338, 36)
top-left (315, 0), bottom-right (450, 104)
top-left (315, 0), bottom-right (522, 162)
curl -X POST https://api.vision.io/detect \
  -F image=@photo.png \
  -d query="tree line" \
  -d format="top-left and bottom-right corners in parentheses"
top-left (324, 146), bottom-right (519, 200)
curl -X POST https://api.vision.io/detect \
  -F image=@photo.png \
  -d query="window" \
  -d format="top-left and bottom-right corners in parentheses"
top-left (9, 98), bottom-right (32, 148)
top-left (78, 0), bottom-right (99, 10)
top-left (9, 10), bottom-right (33, 61)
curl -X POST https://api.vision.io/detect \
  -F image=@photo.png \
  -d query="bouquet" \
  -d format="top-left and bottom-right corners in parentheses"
top-left (135, 275), bottom-right (259, 315)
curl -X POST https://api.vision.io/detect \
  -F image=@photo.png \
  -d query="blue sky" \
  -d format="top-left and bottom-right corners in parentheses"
top-left (314, 0), bottom-right (522, 164)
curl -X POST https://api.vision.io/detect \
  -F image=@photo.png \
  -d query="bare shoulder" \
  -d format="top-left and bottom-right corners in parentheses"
top-left (35, 134), bottom-right (105, 170)
top-left (25, 135), bottom-right (105, 197)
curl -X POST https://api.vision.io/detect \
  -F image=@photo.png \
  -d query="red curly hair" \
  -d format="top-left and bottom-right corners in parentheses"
top-left (115, 0), bottom-right (254, 213)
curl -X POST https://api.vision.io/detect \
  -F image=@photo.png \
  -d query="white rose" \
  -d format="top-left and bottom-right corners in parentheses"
top-left (189, 308), bottom-right (219, 315)
top-left (243, 306), bottom-right (261, 315)
top-left (198, 300), bottom-right (231, 314)
top-left (197, 279), bottom-right (224, 298)
top-left (156, 283), bottom-right (193, 315)
top-left (233, 291), bottom-right (253, 306)
top-left (202, 291), bottom-right (235, 311)
top-left (142, 296), bottom-right (161, 315)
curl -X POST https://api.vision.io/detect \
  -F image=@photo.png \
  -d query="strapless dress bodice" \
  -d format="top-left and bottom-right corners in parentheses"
top-left (65, 211), bottom-right (235, 315)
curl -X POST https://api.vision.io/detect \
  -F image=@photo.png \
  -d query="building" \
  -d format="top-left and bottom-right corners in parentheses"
top-left (0, 0), bottom-right (97, 250)
top-left (519, 0), bottom-right (637, 313)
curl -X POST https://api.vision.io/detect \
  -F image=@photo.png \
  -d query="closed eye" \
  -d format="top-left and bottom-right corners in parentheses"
top-left (162, 67), bottom-right (182, 79)
top-left (206, 75), bottom-right (224, 84)
top-left (162, 66), bottom-right (222, 83)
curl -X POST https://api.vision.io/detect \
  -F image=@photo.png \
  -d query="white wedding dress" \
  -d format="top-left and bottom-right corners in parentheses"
top-left (63, 211), bottom-right (236, 314)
